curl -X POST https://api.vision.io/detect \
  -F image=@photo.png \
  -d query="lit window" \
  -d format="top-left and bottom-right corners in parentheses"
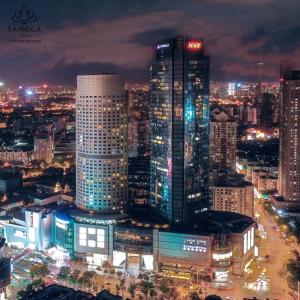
top-left (79, 233), bottom-right (86, 240)
top-left (97, 242), bottom-right (104, 248)
top-left (79, 227), bottom-right (87, 233)
top-left (88, 228), bottom-right (96, 235)
top-left (79, 239), bottom-right (86, 246)
top-left (88, 240), bottom-right (96, 247)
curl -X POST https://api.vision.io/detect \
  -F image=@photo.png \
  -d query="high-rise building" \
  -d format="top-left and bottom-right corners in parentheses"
top-left (210, 108), bottom-right (237, 170)
top-left (76, 74), bottom-right (127, 212)
top-left (34, 132), bottom-right (54, 164)
top-left (150, 37), bottom-right (210, 224)
top-left (259, 92), bottom-right (275, 128)
top-left (278, 65), bottom-right (300, 202)
top-left (227, 82), bottom-right (236, 96)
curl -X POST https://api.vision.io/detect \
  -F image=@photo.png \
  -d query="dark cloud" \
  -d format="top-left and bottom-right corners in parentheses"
top-left (0, 0), bottom-right (299, 85)
top-left (30, 61), bottom-right (148, 86)
top-left (131, 28), bottom-right (178, 47)
top-left (243, 25), bottom-right (300, 55)
top-left (262, 26), bottom-right (300, 54)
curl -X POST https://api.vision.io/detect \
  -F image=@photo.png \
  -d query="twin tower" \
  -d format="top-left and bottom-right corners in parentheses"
top-left (75, 37), bottom-right (210, 225)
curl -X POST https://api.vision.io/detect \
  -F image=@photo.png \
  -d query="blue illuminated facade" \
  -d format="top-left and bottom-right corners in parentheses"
top-left (150, 37), bottom-right (210, 224)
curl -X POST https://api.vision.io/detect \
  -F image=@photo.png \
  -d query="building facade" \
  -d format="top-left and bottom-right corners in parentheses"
top-left (210, 109), bottom-right (237, 170)
top-left (76, 75), bottom-right (127, 213)
top-left (0, 207), bottom-right (254, 285)
top-left (34, 132), bottom-right (54, 164)
top-left (278, 65), bottom-right (300, 202)
top-left (150, 37), bottom-right (210, 224)
top-left (213, 174), bottom-right (254, 218)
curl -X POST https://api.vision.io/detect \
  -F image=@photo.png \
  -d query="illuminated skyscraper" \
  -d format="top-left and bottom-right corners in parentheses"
top-left (210, 109), bottom-right (237, 170)
top-left (150, 37), bottom-right (210, 224)
top-left (76, 74), bottom-right (127, 212)
top-left (278, 64), bottom-right (300, 202)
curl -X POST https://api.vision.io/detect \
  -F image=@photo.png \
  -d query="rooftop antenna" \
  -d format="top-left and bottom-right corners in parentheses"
top-left (257, 43), bottom-right (264, 97)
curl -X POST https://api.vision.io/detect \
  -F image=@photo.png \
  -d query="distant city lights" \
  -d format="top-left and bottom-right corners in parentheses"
top-left (26, 89), bottom-right (34, 96)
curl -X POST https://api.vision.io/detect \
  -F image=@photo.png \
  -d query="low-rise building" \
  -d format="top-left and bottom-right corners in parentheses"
top-left (257, 175), bottom-right (278, 193)
top-left (0, 205), bottom-right (255, 286)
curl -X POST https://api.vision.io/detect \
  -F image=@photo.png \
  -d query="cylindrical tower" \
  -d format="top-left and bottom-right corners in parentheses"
top-left (76, 74), bottom-right (127, 213)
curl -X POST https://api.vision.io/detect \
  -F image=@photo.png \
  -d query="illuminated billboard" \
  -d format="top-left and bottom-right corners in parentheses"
top-left (158, 231), bottom-right (209, 260)
top-left (183, 238), bottom-right (207, 253)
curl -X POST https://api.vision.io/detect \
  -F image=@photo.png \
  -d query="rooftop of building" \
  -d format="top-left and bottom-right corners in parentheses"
top-left (129, 208), bottom-right (253, 235)
top-left (0, 194), bottom-right (25, 207)
top-left (10, 209), bottom-right (25, 221)
top-left (214, 172), bottom-right (252, 188)
top-left (271, 193), bottom-right (286, 203)
top-left (0, 172), bottom-right (21, 180)
top-left (68, 207), bottom-right (128, 224)
top-left (211, 108), bottom-right (236, 122)
top-left (34, 131), bottom-right (51, 139)
top-left (126, 205), bottom-right (170, 229)
top-left (173, 210), bottom-right (254, 235)
top-left (260, 175), bottom-right (277, 180)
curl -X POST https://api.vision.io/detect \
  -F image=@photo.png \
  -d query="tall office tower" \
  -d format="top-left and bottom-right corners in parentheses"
top-left (150, 37), bottom-right (210, 224)
top-left (260, 92), bottom-right (275, 128)
top-left (227, 82), bottom-right (236, 96)
top-left (278, 65), bottom-right (300, 202)
top-left (18, 86), bottom-right (26, 106)
top-left (256, 53), bottom-right (264, 126)
top-left (210, 109), bottom-right (237, 170)
top-left (76, 74), bottom-right (127, 213)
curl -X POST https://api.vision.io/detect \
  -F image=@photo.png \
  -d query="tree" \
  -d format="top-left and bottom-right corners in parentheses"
top-left (168, 287), bottom-right (179, 300)
top-left (128, 282), bottom-right (137, 299)
top-left (140, 275), bottom-right (155, 300)
top-left (79, 271), bottom-right (95, 291)
top-left (116, 284), bottom-right (120, 295)
top-left (149, 289), bottom-right (157, 299)
top-left (117, 271), bottom-right (123, 278)
top-left (92, 272), bottom-right (104, 293)
top-left (57, 266), bottom-right (71, 283)
top-left (16, 279), bottom-right (45, 299)
top-left (30, 264), bottom-right (49, 280)
top-left (158, 278), bottom-right (170, 298)
top-left (119, 278), bottom-right (126, 298)
top-left (204, 295), bottom-right (223, 300)
top-left (286, 250), bottom-right (300, 290)
top-left (68, 269), bottom-right (80, 287)
top-left (16, 290), bottom-right (27, 299)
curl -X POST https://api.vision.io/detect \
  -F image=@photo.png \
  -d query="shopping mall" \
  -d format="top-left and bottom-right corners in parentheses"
top-left (0, 203), bottom-right (255, 286)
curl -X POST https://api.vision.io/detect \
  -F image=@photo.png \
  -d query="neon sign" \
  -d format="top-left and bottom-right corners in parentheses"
top-left (187, 41), bottom-right (202, 49)
top-left (157, 43), bottom-right (170, 50)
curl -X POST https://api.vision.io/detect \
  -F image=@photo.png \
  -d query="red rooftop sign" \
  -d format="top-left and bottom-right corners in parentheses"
top-left (187, 41), bottom-right (202, 49)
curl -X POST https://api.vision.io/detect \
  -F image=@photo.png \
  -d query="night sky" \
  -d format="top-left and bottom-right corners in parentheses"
top-left (0, 0), bottom-right (300, 86)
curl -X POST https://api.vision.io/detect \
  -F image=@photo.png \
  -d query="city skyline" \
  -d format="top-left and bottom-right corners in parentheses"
top-left (0, 0), bottom-right (300, 86)
top-left (0, 2), bottom-right (299, 299)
